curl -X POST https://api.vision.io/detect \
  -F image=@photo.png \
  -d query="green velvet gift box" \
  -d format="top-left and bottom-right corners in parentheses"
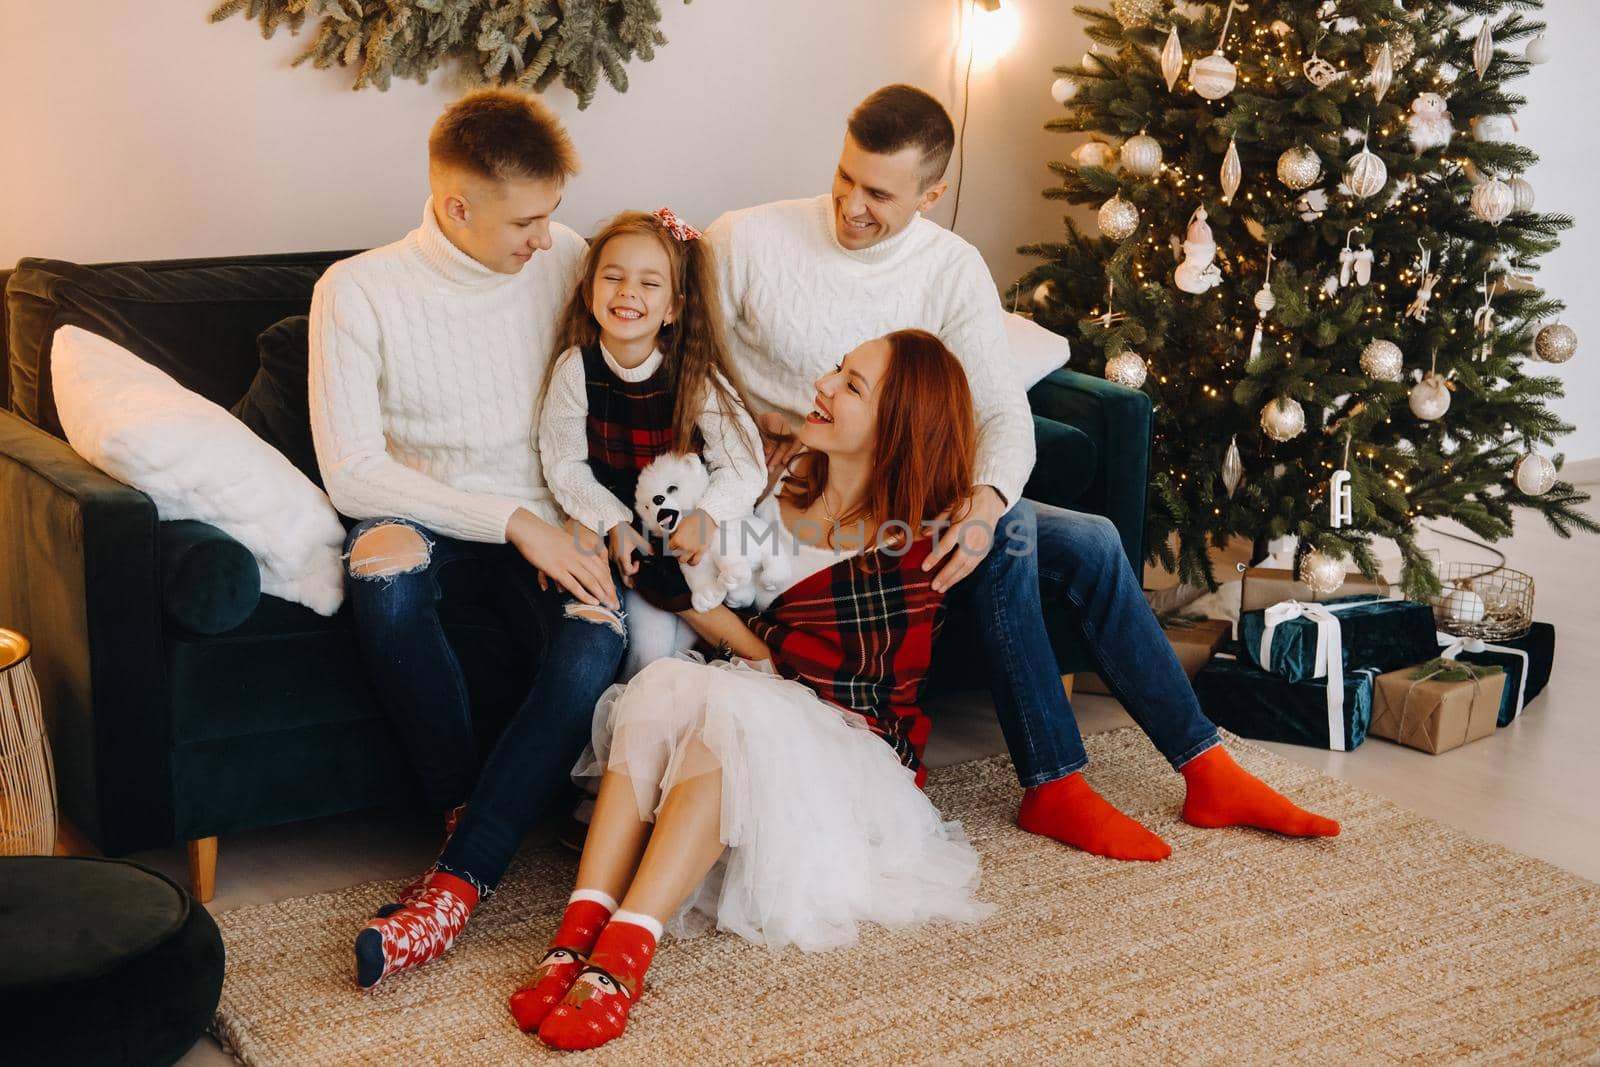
top-left (1238, 595), bottom-right (1438, 684)
top-left (1193, 652), bottom-right (1377, 751)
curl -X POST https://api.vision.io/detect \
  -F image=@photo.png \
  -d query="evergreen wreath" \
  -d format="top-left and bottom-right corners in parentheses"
top-left (211, 0), bottom-right (690, 108)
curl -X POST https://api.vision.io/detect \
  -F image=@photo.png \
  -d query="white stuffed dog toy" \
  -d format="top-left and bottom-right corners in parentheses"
top-left (633, 453), bottom-right (790, 612)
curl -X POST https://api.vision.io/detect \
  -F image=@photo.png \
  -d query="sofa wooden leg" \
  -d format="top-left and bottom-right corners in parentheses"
top-left (186, 837), bottom-right (218, 904)
top-left (1061, 674), bottom-right (1075, 699)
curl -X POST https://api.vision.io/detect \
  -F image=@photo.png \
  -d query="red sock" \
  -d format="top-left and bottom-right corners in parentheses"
top-left (1181, 746), bottom-right (1340, 837)
top-left (507, 892), bottom-right (616, 1032)
top-left (377, 804), bottom-right (466, 919)
top-left (1017, 771), bottom-right (1171, 861)
top-left (353, 870), bottom-right (478, 990)
top-left (538, 914), bottom-right (660, 1050)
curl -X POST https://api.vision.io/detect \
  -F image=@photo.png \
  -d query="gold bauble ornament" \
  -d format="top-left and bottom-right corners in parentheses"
top-left (1513, 452), bottom-right (1557, 496)
top-left (1097, 194), bottom-right (1141, 241)
top-left (1471, 178), bottom-right (1515, 226)
top-left (1534, 322), bottom-right (1579, 364)
top-left (1299, 550), bottom-right (1347, 596)
top-left (1346, 146), bottom-right (1388, 199)
top-left (1276, 145), bottom-right (1323, 191)
top-left (1260, 397), bottom-right (1306, 442)
top-left (1409, 373), bottom-right (1452, 421)
top-left (1120, 132), bottom-right (1164, 177)
top-left (1359, 340), bottom-right (1404, 382)
top-left (1104, 351), bottom-right (1148, 388)
top-left (1110, 0), bottom-right (1165, 29)
top-left (1189, 51), bottom-right (1238, 100)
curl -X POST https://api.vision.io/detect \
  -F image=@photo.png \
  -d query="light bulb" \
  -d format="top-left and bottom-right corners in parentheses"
top-left (968, 0), bottom-right (1020, 69)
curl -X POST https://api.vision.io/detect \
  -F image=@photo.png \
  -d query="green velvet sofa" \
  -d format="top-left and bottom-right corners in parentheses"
top-left (0, 250), bottom-right (1152, 898)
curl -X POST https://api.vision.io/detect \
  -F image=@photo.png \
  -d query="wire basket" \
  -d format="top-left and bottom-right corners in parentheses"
top-left (1431, 562), bottom-right (1534, 641)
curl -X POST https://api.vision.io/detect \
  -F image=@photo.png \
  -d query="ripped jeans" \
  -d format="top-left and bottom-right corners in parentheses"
top-left (343, 517), bottom-right (626, 891)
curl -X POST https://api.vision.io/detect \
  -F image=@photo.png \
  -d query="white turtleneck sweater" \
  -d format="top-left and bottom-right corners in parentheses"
top-left (703, 194), bottom-right (1036, 505)
top-left (308, 200), bottom-right (586, 543)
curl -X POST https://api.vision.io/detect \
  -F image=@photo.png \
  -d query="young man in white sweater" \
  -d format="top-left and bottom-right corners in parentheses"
top-left (308, 90), bottom-right (629, 989)
top-left (684, 86), bottom-right (1337, 862)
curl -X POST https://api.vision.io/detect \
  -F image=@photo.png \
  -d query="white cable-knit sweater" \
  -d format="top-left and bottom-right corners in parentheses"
top-left (704, 195), bottom-right (1036, 505)
top-left (308, 199), bottom-right (585, 543)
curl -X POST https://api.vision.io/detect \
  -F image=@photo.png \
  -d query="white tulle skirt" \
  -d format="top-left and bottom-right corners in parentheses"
top-left (573, 655), bottom-right (994, 952)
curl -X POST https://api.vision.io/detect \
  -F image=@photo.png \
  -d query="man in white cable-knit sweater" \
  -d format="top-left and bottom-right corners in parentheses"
top-left (688, 86), bottom-right (1235, 865)
top-left (308, 91), bottom-right (628, 988)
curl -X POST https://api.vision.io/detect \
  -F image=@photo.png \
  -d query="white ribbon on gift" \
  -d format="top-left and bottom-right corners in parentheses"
top-left (1257, 600), bottom-right (1371, 751)
top-left (1436, 629), bottom-right (1528, 722)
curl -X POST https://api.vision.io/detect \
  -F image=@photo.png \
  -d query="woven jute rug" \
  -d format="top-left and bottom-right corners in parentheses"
top-left (212, 729), bottom-right (1600, 1065)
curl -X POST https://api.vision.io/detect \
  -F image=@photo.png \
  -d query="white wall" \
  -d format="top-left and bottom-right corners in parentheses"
top-left (1, 0), bottom-right (1593, 457)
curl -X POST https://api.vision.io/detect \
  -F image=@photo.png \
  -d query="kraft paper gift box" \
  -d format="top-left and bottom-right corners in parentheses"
top-left (1444, 622), bottom-right (1556, 727)
top-left (1238, 595), bottom-right (1439, 683)
top-left (1192, 652), bottom-right (1376, 751)
top-left (1239, 566), bottom-right (1392, 612)
top-left (1370, 659), bottom-right (1506, 754)
top-left (1078, 617), bottom-right (1231, 696)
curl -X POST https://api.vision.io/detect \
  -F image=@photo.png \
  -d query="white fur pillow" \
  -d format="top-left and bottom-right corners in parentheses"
top-left (1005, 311), bottom-right (1072, 387)
top-left (50, 325), bottom-right (346, 616)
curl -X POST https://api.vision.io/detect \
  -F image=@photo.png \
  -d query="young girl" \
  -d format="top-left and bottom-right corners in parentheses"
top-left (538, 208), bottom-right (765, 623)
top-left (509, 330), bottom-right (995, 1051)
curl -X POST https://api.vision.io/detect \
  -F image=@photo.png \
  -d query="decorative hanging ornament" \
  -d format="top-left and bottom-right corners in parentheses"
top-left (1525, 34), bottom-right (1551, 66)
top-left (1050, 77), bottom-right (1079, 104)
top-left (1303, 52), bottom-right (1340, 90)
top-left (1161, 24), bottom-right (1184, 92)
top-left (1369, 41), bottom-right (1394, 104)
top-left (1406, 242), bottom-right (1440, 322)
top-left (1471, 176), bottom-right (1515, 227)
top-left (1120, 132), bottom-right (1164, 177)
top-left (1270, 20), bottom-right (1293, 40)
top-left (1111, 0), bottom-right (1166, 29)
top-left (1189, 2), bottom-right (1242, 100)
top-left (1345, 137), bottom-right (1387, 199)
top-left (1104, 351), bottom-right (1148, 388)
top-left (1222, 435), bottom-right (1243, 497)
top-left (1277, 145), bottom-right (1323, 191)
top-left (1513, 452), bottom-right (1557, 496)
top-left (1473, 114), bottom-right (1516, 143)
top-left (1366, 30), bottom-right (1415, 71)
top-left (1474, 19), bottom-right (1495, 80)
top-left (1174, 206), bottom-right (1224, 293)
top-left (1360, 339), bottom-right (1404, 382)
top-left (1249, 245), bottom-right (1276, 361)
top-left (1509, 176), bottom-right (1535, 214)
top-left (1409, 372), bottom-right (1452, 422)
top-left (1473, 273), bottom-right (1497, 362)
top-left (1329, 436), bottom-right (1354, 529)
top-left (1338, 228), bottom-right (1374, 290)
top-left (1031, 279), bottom-right (1058, 311)
top-left (1260, 397), bottom-right (1306, 442)
top-left (1097, 194), bottom-right (1141, 241)
top-left (1073, 139), bottom-right (1117, 169)
top-left (1534, 322), bottom-right (1579, 364)
top-left (1299, 549), bottom-right (1346, 597)
top-left (1220, 136), bottom-right (1242, 205)
top-left (1407, 93), bottom-right (1455, 156)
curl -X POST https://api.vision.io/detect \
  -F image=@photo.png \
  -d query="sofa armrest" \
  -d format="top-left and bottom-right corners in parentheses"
top-left (1025, 369), bottom-right (1153, 569)
top-left (0, 409), bottom-right (172, 853)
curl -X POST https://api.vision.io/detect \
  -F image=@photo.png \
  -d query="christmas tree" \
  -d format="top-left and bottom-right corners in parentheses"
top-left (1017, 0), bottom-right (1597, 599)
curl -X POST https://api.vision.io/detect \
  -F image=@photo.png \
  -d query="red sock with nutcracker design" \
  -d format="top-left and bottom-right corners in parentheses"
top-left (507, 889), bottom-right (617, 1032)
top-left (537, 911), bottom-right (661, 1050)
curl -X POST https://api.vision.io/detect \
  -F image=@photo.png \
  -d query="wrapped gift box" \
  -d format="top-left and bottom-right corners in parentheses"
top-left (1239, 596), bottom-right (1439, 683)
top-left (1192, 652), bottom-right (1376, 751)
top-left (1447, 622), bottom-right (1555, 727)
top-left (1371, 660), bottom-right (1506, 754)
top-left (1078, 617), bottom-right (1231, 696)
top-left (1240, 566), bottom-right (1392, 612)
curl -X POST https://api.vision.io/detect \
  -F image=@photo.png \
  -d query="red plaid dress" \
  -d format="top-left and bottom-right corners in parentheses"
top-left (746, 538), bottom-right (945, 787)
top-left (581, 342), bottom-right (687, 505)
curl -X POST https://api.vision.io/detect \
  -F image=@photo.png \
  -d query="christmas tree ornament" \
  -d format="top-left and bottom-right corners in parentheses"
top-left (1222, 435), bottom-right (1243, 497)
top-left (1161, 24), bottom-right (1184, 92)
top-left (1249, 246), bottom-right (1276, 360)
top-left (1513, 451), bottom-right (1557, 496)
top-left (1366, 30), bottom-right (1416, 70)
top-left (1329, 463), bottom-right (1353, 529)
top-left (1072, 139), bottom-right (1118, 169)
top-left (1407, 93), bottom-right (1454, 155)
top-left (1220, 136), bottom-right (1242, 204)
top-left (1082, 50), bottom-right (1105, 73)
top-left (1260, 397), bottom-right (1307, 442)
top-left (1097, 194), bottom-right (1141, 240)
top-left (1471, 176), bottom-right (1515, 226)
top-left (1110, 0), bottom-right (1165, 30)
top-left (1369, 41), bottom-right (1394, 104)
top-left (1296, 188), bottom-right (1330, 221)
top-left (1188, 1), bottom-right (1243, 101)
top-left (1031, 279), bottom-right (1059, 311)
top-left (1490, 252), bottom-right (1538, 296)
top-left (1345, 137), bottom-right (1388, 199)
top-left (1085, 279), bottom-right (1128, 330)
top-left (1244, 217), bottom-right (1269, 243)
top-left (1299, 549), bottom-right (1346, 596)
top-left (1174, 207), bottom-right (1224, 294)
top-left (1473, 114), bottom-right (1515, 142)
top-left (1104, 351), bottom-right (1148, 388)
top-left (1525, 34), bottom-right (1552, 66)
top-left (1050, 77), bottom-right (1079, 104)
top-left (1409, 372), bottom-right (1452, 422)
top-left (1533, 322), bottom-right (1579, 364)
top-left (1270, 20), bottom-right (1293, 40)
top-left (1405, 243), bottom-right (1440, 322)
top-left (1473, 274), bottom-right (1497, 362)
top-left (1360, 340), bottom-right (1404, 382)
top-left (1277, 145), bottom-right (1323, 191)
top-left (1473, 19), bottom-right (1495, 80)
top-left (1120, 132), bottom-right (1164, 177)
top-left (1509, 175), bottom-right (1535, 213)
top-left (1303, 53), bottom-right (1341, 89)
top-left (1338, 228), bottom-right (1374, 289)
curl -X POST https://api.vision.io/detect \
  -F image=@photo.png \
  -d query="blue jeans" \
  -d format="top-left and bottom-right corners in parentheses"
top-left (943, 500), bottom-right (1219, 788)
top-left (343, 517), bottom-right (626, 892)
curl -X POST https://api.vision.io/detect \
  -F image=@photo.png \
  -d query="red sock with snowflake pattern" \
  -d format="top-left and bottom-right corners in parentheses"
top-left (376, 804), bottom-right (466, 919)
top-left (1181, 745), bottom-right (1340, 837)
top-left (537, 912), bottom-right (660, 1050)
top-left (354, 870), bottom-right (478, 990)
top-left (1017, 770), bottom-right (1172, 861)
top-left (507, 889), bottom-right (617, 1032)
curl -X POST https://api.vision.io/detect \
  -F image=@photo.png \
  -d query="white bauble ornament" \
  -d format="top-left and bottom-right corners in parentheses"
top-left (1471, 178), bottom-right (1515, 226)
top-left (1277, 145), bottom-right (1323, 191)
top-left (1525, 34), bottom-right (1552, 66)
top-left (1072, 140), bottom-right (1117, 169)
top-left (1534, 322), bottom-right (1579, 364)
top-left (1513, 451), bottom-right (1557, 496)
top-left (1104, 351), bottom-right (1148, 388)
top-left (1220, 136), bottom-right (1242, 205)
top-left (1190, 51), bottom-right (1238, 100)
top-left (1509, 176), bottom-right (1535, 214)
top-left (1161, 24), bottom-right (1184, 92)
top-left (1253, 283), bottom-right (1277, 315)
top-left (1360, 340), bottom-right (1404, 382)
top-left (1409, 373), bottom-right (1452, 421)
top-left (1260, 397), bottom-right (1306, 442)
top-left (1407, 94), bottom-right (1454, 155)
top-left (1120, 133), bottom-right (1164, 177)
top-left (1296, 187), bottom-right (1330, 222)
top-left (1299, 550), bottom-right (1346, 597)
top-left (1435, 588), bottom-right (1487, 627)
top-left (1473, 114), bottom-right (1515, 142)
top-left (1050, 77), bottom-right (1079, 104)
top-left (1346, 146), bottom-right (1388, 199)
top-left (1473, 19), bottom-right (1495, 79)
top-left (1082, 50), bottom-right (1104, 73)
top-left (1222, 435), bottom-right (1243, 497)
top-left (1110, 0), bottom-right (1165, 29)
top-left (1031, 279), bottom-right (1059, 311)
top-left (1097, 194), bottom-right (1141, 241)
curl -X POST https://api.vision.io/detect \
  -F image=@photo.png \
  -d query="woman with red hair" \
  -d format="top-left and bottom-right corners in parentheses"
top-left (512, 329), bottom-right (992, 1050)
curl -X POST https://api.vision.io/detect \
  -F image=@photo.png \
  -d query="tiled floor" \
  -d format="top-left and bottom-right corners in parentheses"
top-left (146, 461), bottom-right (1599, 1064)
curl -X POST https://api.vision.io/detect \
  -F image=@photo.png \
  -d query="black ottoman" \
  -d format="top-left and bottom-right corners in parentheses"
top-left (0, 856), bottom-right (225, 1065)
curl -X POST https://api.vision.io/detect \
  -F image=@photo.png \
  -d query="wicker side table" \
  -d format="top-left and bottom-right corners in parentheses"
top-left (1, 628), bottom-right (56, 855)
